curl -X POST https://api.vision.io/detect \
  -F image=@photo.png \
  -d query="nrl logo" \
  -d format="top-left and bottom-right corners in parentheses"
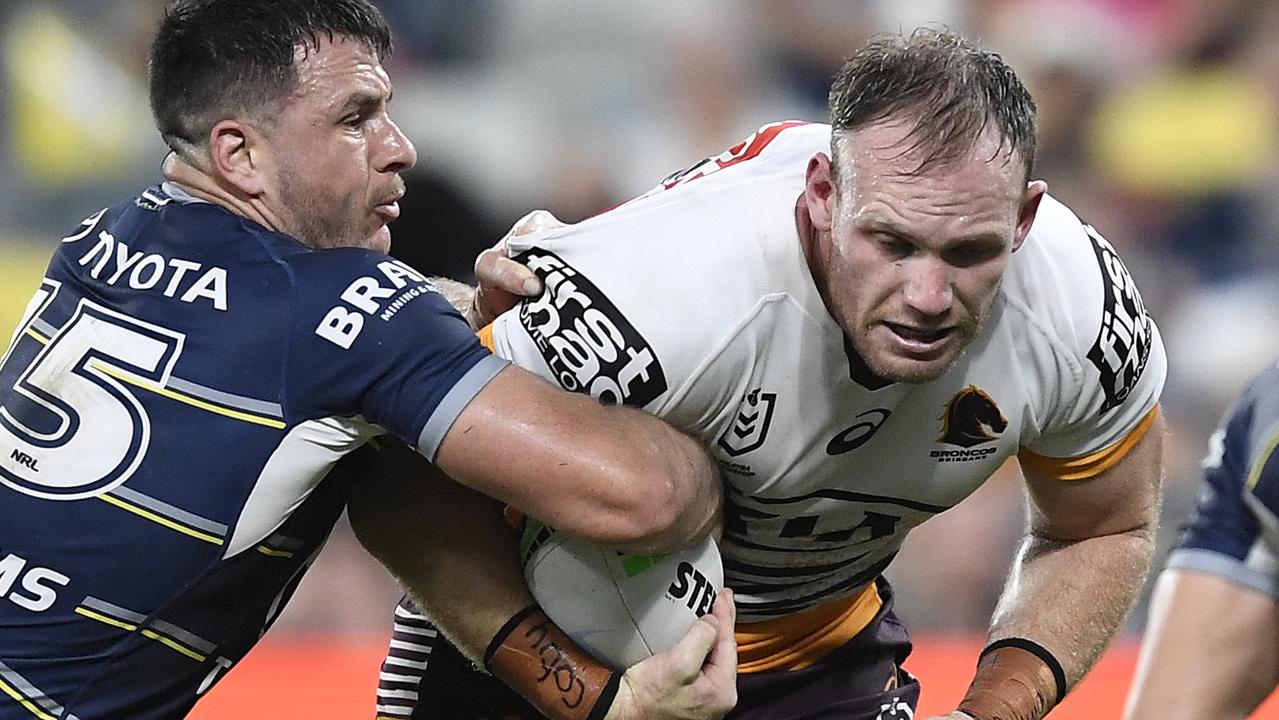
top-left (718, 389), bottom-right (776, 457)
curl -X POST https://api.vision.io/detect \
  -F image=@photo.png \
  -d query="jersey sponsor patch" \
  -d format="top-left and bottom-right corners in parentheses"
top-left (315, 259), bottom-right (436, 350)
top-left (826, 408), bottom-right (892, 456)
top-left (1084, 225), bottom-right (1153, 414)
top-left (513, 248), bottom-right (667, 407)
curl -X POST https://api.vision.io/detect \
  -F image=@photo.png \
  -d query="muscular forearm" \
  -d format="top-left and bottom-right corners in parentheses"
top-left (956, 413), bottom-right (1166, 720)
top-left (348, 447), bottom-right (530, 664)
top-left (977, 524), bottom-right (1155, 713)
top-left (952, 527), bottom-right (1154, 720)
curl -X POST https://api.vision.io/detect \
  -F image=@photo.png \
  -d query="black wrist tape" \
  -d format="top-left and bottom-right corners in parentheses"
top-left (980, 638), bottom-right (1067, 705)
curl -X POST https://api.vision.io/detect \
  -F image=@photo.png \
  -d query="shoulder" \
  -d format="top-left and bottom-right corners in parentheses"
top-left (285, 249), bottom-right (463, 352)
top-left (1236, 362), bottom-right (1279, 479)
top-left (1002, 194), bottom-right (1164, 407)
top-left (1001, 195), bottom-right (1113, 343)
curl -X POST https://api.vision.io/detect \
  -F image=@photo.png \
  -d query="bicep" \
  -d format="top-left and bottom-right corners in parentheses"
top-left (1020, 410), bottom-right (1165, 540)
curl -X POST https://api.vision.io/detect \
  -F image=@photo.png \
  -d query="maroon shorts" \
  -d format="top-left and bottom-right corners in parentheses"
top-left (731, 579), bottom-right (919, 720)
top-left (376, 578), bottom-right (919, 720)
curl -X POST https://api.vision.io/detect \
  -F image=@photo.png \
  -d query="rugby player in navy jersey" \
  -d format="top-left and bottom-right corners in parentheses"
top-left (0, 1), bottom-right (735, 718)
top-left (1125, 361), bottom-right (1279, 719)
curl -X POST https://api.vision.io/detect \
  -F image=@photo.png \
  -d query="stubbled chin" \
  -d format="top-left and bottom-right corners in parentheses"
top-left (863, 339), bottom-right (959, 384)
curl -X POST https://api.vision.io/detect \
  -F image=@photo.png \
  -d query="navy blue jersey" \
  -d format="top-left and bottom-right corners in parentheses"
top-left (1167, 362), bottom-right (1279, 599)
top-left (0, 183), bottom-right (505, 719)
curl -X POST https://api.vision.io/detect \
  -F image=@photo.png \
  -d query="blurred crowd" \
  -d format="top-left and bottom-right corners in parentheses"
top-left (0, 0), bottom-right (1275, 638)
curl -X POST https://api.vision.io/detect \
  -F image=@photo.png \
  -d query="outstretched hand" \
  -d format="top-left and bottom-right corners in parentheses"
top-left (469, 209), bottom-right (563, 327)
top-left (605, 588), bottom-right (739, 720)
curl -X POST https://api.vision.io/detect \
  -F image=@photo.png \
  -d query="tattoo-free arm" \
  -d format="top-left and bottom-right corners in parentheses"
top-left (944, 412), bottom-right (1164, 719)
top-left (1123, 568), bottom-right (1279, 720)
top-left (434, 365), bottom-right (722, 554)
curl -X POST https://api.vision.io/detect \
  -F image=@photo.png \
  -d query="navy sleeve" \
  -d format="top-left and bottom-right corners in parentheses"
top-left (1168, 366), bottom-right (1279, 599)
top-left (286, 250), bottom-right (506, 457)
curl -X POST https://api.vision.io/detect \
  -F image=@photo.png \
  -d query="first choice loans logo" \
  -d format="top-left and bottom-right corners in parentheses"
top-left (515, 248), bottom-right (667, 408)
top-left (1084, 225), bottom-right (1153, 414)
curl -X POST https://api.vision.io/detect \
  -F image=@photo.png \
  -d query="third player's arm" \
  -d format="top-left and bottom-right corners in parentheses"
top-left (1123, 568), bottom-right (1279, 720)
top-left (953, 411), bottom-right (1164, 719)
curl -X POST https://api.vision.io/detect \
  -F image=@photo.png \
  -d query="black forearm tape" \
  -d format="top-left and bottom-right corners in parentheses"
top-left (485, 605), bottom-right (621, 720)
top-left (956, 638), bottom-right (1067, 720)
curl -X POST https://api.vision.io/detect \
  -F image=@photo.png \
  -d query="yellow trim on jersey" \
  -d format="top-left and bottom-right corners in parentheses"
top-left (256, 545), bottom-right (294, 559)
top-left (140, 629), bottom-right (206, 661)
top-left (97, 494), bottom-right (225, 545)
top-left (74, 606), bottom-right (138, 631)
top-left (477, 323), bottom-right (495, 351)
top-left (93, 364), bottom-right (286, 430)
top-left (735, 581), bottom-right (882, 673)
top-left (1017, 404), bottom-right (1160, 482)
top-left (22, 329), bottom-right (283, 428)
top-left (0, 677), bottom-right (57, 720)
top-left (1247, 431), bottom-right (1279, 491)
top-left (75, 607), bottom-right (207, 661)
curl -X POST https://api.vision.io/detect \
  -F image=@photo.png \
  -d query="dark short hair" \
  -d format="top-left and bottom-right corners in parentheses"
top-left (149, 0), bottom-right (393, 151)
top-left (828, 27), bottom-right (1037, 182)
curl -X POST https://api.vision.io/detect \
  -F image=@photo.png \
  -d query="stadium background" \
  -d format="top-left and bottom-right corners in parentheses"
top-left (1, 0), bottom-right (1277, 716)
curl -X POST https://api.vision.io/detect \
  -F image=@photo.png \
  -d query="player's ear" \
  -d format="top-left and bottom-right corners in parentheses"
top-left (804, 153), bottom-right (836, 232)
top-left (207, 119), bottom-right (268, 197)
top-left (1011, 180), bottom-right (1047, 252)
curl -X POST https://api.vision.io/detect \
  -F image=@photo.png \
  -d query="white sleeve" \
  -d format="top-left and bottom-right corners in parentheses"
top-left (1017, 198), bottom-right (1167, 459)
top-left (484, 217), bottom-right (765, 443)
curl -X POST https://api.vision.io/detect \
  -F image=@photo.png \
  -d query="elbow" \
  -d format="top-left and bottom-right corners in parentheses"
top-left (548, 416), bottom-right (721, 552)
top-left (601, 461), bottom-right (721, 554)
top-left (555, 460), bottom-right (719, 553)
top-left (619, 475), bottom-right (691, 551)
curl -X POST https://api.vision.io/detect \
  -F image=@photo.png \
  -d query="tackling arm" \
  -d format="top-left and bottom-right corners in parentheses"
top-left (349, 444), bottom-right (738, 720)
top-left (434, 364), bottom-right (722, 554)
top-left (943, 411), bottom-right (1164, 720)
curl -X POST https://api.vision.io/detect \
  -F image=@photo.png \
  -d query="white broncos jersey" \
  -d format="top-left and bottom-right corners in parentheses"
top-left (488, 121), bottom-right (1166, 623)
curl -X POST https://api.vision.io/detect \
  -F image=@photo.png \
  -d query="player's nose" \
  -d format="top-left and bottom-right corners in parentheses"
top-left (901, 258), bottom-right (953, 316)
top-left (376, 116), bottom-right (417, 174)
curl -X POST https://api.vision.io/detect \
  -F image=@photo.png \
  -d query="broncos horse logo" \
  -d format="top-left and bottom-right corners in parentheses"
top-left (938, 386), bottom-right (1007, 448)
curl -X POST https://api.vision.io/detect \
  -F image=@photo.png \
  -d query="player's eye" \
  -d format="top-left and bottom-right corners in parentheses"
top-left (876, 234), bottom-right (912, 258)
top-left (944, 243), bottom-right (1001, 268)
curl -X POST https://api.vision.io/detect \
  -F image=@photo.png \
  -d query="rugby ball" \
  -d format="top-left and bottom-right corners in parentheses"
top-left (521, 520), bottom-right (724, 669)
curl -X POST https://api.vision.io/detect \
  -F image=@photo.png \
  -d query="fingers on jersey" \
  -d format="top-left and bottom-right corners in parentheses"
top-left (471, 209), bottom-right (563, 322)
top-left (434, 364), bottom-right (721, 552)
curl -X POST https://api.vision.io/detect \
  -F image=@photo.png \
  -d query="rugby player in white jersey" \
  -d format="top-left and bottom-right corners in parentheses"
top-left (356, 28), bottom-right (1166, 720)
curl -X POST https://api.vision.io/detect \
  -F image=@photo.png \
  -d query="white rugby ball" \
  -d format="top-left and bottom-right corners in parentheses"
top-left (521, 520), bottom-right (724, 669)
